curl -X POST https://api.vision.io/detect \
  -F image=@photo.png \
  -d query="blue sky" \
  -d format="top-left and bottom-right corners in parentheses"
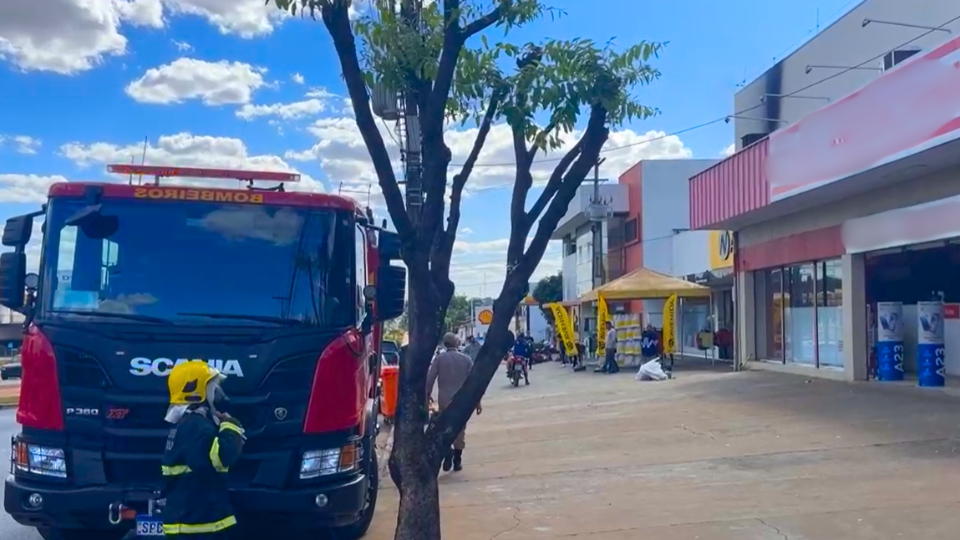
top-left (0, 0), bottom-right (860, 296)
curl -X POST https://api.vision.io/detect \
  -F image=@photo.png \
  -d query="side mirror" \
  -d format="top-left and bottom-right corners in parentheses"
top-left (2, 215), bottom-right (33, 247)
top-left (379, 230), bottom-right (402, 262)
top-left (0, 252), bottom-right (26, 310)
top-left (376, 265), bottom-right (406, 322)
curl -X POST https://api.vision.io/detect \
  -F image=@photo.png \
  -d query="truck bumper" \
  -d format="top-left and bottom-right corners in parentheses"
top-left (4, 473), bottom-right (368, 530)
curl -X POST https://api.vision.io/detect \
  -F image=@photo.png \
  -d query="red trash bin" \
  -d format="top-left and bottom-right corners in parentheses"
top-left (380, 365), bottom-right (399, 419)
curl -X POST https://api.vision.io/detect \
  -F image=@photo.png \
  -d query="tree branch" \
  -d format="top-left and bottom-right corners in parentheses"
top-left (434, 89), bottom-right (505, 275)
top-left (320, 2), bottom-right (413, 242)
top-left (434, 104), bottom-right (611, 448)
top-left (505, 121), bottom-right (535, 266)
top-left (424, 0), bottom-right (464, 136)
top-left (462, 5), bottom-right (503, 37)
top-left (523, 106), bottom-right (609, 270)
top-left (526, 139), bottom-right (582, 223)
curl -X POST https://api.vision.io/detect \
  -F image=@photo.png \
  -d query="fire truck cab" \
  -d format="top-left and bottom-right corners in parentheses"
top-left (0, 165), bottom-right (405, 540)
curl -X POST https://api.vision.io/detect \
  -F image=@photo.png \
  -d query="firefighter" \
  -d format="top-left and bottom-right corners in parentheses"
top-left (161, 360), bottom-right (245, 539)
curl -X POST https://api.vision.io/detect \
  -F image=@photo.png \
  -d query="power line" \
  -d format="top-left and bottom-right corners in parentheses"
top-left (445, 12), bottom-right (960, 186)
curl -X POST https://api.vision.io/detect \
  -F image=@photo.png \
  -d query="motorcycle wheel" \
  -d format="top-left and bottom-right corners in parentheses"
top-left (511, 369), bottom-right (520, 387)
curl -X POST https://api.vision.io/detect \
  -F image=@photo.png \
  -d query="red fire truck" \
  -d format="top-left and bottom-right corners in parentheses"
top-left (0, 165), bottom-right (405, 540)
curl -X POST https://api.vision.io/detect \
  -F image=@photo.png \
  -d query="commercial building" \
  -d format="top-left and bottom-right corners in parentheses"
top-left (690, 4), bottom-right (960, 381)
top-left (552, 181), bottom-right (629, 341)
top-left (607, 159), bottom-right (718, 330)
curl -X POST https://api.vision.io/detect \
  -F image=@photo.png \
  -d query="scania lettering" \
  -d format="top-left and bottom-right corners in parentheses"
top-left (0, 164), bottom-right (406, 540)
top-left (128, 357), bottom-right (245, 377)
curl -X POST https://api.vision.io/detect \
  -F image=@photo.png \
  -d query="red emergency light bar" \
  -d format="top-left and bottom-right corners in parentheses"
top-left (107, 164), bottom-right (300, 183)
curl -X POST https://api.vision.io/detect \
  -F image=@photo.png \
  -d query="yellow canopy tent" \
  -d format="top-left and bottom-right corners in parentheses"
top-left (580, 267), bottom-right (710, 302)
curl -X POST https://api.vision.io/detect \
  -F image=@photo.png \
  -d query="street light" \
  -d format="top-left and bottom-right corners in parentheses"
top-left (862, 18), bottom-right (951, 33)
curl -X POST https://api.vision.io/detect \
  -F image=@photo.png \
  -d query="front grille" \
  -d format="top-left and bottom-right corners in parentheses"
top-left (260, 355), bottom-right (316, 392)
top-left (104, 457), bottom-right (260, 486)
top-left (57, 348), bottom-right (110, 389)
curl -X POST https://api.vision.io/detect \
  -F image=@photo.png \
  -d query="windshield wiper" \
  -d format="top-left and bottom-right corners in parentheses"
top-left (177, 312), bottom-right (309, 326)
top-left (50, 310), bottom-right (175, 325)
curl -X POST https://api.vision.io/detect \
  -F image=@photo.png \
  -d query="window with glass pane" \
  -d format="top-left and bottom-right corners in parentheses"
top-left (784, 263), bottom-right (816, 365)
top-left (753, 268), bottom-right (784, 361)
top-left (817, 259), bottom-right (843, 367)
top-left (681, 299), bottom-right (710, 351)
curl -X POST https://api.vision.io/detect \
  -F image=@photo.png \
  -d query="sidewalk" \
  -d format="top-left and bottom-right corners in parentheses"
top-left (369, 361), bottom-right (960, 539)
top-left (0, 382), bottom-right (19, 407)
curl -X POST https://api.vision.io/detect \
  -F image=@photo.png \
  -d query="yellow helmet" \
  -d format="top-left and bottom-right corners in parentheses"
top-left (167, 361), bottom-right (221, 405)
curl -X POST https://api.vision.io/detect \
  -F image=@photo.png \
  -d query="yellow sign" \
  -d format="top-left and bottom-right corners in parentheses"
top-left (663, 294), bottom-right (677, 354)
top-left (476, 308), bottom-right (493, 325)
top-left (709, 230), bottom-right (734, 270)
top-left (596, 294), bottom-right (611, 356)
top-left (133, 187), bottom-right (264, 204)
top-left (547, 303), bottom-right (577, 356)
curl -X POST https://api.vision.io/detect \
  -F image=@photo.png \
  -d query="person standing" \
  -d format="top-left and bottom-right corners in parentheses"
top-left (463, 336), bottom-right (481, 361)
top-left (161, 361), bottom-right (245, 539)
top-left (596, 320), bottom-right (620, 373)
top-left (426, 333), bottom-right (482, 472)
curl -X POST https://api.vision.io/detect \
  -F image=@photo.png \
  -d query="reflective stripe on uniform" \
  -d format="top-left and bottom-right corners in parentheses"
top-left (219, 422), bottom-right (244, 436)
top-left (209, 438), bottom-right (228, 472)
top-left (161, 465), bottom-right (192, 476)
top-left (163, 515), bottom-right (237, 535)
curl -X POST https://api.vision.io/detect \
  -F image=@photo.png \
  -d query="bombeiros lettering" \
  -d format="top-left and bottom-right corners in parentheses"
top-left (132, 187), bottom-right (263, 204)
top-left (129, 357), bottom-right (245, 377)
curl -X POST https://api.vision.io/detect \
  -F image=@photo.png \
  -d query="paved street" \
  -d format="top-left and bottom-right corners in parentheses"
top-left (370, 362), bottom-right (960, 540)
top-left (5, 362), bottom-right (960, 539)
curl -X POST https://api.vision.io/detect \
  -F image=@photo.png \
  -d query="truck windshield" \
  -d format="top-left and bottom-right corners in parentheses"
top-left (39, 197), bottom-right (357, 328)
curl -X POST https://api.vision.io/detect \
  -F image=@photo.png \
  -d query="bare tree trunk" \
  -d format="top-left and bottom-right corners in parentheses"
top-left (389, 273), bottom-right (444, 540)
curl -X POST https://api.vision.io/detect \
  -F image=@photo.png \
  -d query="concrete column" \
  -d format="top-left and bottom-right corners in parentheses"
top-left (736, 271), bottom-right (756, 369)
top-left (842, 253), bottom-right (868, 381)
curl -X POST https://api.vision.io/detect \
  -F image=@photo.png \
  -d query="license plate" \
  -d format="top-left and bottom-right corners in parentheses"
top-left (136, 515), bottom-right (164, 537)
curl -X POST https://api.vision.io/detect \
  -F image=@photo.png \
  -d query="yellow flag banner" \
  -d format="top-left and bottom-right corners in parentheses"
top-left (548, 303), bottom-right (577, 356)
top-left (663, 294), bottom-right (678, 354)
top-left (596, 294), bottom-right (611, 356)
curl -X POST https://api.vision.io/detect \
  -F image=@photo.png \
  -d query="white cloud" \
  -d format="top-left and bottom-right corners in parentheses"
top-left (172, 39), bottom-right (192, 52)
top-left (721, 143), bottom-right (735, 157)
top-left (460, 227), bottom-right (473, 235)
top-left (0, 0), bottom-right (294, 75)
top-left (291, 72), bottom-right (304, 84)
top-left (0, 0), bottom-right (163, 74)
top-left (54, 132), bottom-right (324, 195)
top-left (237, 98), bottom-right (329, 120)
top-left (1, 135), bottom-right (42, 154)
top-left (126, 58), bottom-right (267, 105)
top-left (163, 0), bottom-right (286, 38)
top-left (0, 174), bottom-right (67, 203)
top-left (290, 115), bottom-right (693, 195)
top-left (449, 238), bottom-right (562, 299)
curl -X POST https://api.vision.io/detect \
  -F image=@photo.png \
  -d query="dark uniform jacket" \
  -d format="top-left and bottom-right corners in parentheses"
top-left (161, 406), bottom-right (244, 535)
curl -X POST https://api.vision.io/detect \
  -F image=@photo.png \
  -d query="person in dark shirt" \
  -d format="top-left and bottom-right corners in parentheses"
top-left (161, 361), bottom-right (244, 539)
top-left (511, 332), bottom-right (531, 384)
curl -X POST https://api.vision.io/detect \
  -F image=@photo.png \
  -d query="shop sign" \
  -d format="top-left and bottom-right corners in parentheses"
top-left (767, 35), bottom-right (960, 202)
top-left (709, 231), bottom-right (734, 270)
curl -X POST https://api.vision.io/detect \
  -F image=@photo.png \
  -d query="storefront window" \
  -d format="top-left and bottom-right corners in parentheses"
top-left (754, 258), bottom-right (845, 369)
top-left (680, 299), bottom-right (710, 351)
top-left (817, 260), bottom-right (843, 368)
top-left (784, 263), bottom-right (816, 365)
top-left (754, 268), bottom-right (784, 360)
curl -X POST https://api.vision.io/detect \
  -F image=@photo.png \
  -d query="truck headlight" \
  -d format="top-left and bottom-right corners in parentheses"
top-left (300, 443), bottom-right (359, 479)
top-left (12, 439), bottom-right (67, 478)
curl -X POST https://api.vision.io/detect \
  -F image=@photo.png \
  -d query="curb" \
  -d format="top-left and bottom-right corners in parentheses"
top-left (0, 395), bottom-right (19, 409)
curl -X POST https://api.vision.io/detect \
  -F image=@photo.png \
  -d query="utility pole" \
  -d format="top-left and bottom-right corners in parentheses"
top-left (399, 0), bottom-right (423, 225)
top-left (589, 158), bottom-right (608, 289)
